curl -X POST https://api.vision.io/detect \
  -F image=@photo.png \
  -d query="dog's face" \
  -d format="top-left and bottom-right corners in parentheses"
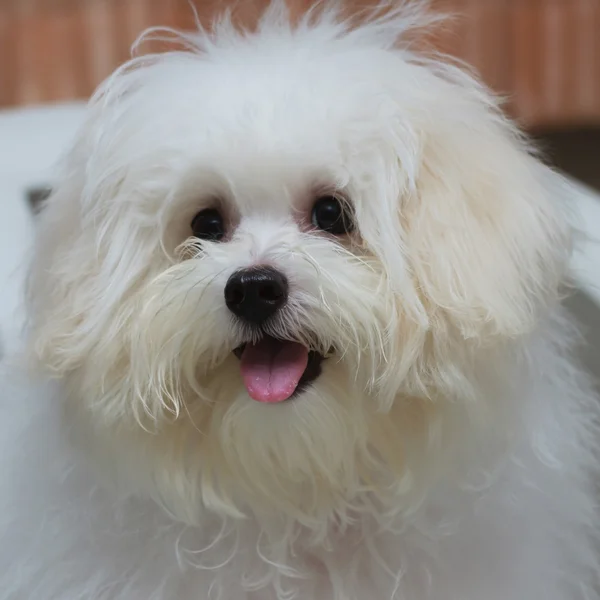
top-left (28, 7), bottom-right (569, 528)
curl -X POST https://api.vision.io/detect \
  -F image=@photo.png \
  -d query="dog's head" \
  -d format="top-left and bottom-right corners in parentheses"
top-left (28, 4), bottom-right (570, 529)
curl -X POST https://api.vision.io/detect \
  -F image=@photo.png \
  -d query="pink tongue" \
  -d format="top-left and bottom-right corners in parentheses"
top-left (240, 338), bottom-right (309, 403)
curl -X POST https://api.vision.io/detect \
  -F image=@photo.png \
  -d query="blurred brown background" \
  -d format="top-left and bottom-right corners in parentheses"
top-left (0, 0), bottom-right (599, 131)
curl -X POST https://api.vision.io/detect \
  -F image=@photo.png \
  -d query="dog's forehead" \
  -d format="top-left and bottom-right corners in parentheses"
top-left (165, 51), bottom-right (378, 163)
top-left (103, 43), bottom-right (407, 216)
top-left (224, 166), bottom-right (314, 215)
top-left (183, 108), bottom-right (352, 214)
top-left (185, 91), bottom-right (365, 213)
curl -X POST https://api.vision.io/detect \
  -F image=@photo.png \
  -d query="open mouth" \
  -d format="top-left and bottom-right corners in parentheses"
top-left (233, 336), bottom-right (325, 403)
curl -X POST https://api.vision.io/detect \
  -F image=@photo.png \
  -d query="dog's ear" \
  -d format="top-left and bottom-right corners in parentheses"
top-left (26, 168), bottom-right (88, 374)
top-left (399, 74), bottom-right (570, 340)
top-left (26, 145), bottom-right (155, 376)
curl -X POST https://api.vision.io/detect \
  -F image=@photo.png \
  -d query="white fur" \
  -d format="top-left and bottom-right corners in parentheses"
top-left (1, 2), bottom-right (598, 598)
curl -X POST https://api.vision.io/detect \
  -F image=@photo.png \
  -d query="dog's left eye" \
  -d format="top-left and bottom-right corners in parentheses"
top-left (191, 208), bottom-right (225, 241)
top-left (311, 196), bottom-right (354, 234)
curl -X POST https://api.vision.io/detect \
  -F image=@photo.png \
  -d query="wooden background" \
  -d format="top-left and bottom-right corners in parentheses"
top-left (0, 0), bottom-right (599, 130)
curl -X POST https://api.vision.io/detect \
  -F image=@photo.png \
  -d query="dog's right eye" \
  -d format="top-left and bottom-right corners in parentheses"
top-left (311, 196), bottom-right (354, 235)
top-left (191, 208), bottom-right (225, 242)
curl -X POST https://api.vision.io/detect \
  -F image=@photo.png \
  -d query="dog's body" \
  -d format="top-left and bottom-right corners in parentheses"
top-left (1, 319), bottom-right (598, 600)
top-left (1, 3), bottom-right (598, 599)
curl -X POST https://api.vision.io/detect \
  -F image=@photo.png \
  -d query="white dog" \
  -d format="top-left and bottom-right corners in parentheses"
top-left (0, 2), bottom-right (598, 599)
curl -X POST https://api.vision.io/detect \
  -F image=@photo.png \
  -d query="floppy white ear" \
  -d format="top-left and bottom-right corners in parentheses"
top-left (400, 73), bottom-right (571, 340)
top-left (26, 167), bottom-right (90, 374)
top-left (26, 141), bottom-right (162, 377)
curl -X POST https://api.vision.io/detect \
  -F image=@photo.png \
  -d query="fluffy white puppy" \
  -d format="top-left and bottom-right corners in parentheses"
top-left (1, 2), bottom-right (598, 599)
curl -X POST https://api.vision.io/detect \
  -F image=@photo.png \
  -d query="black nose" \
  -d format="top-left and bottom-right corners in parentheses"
top-left (224, 266), bottom-right (288, 324)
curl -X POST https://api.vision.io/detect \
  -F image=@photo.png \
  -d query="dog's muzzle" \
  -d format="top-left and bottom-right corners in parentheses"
top-left (224, 266), bottom-right (326, 403)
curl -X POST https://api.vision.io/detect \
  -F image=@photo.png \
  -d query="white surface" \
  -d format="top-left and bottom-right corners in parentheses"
top-left (0, 102), bottom-right (598, 353)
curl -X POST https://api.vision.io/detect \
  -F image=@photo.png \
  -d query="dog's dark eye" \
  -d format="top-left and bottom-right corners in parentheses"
top-left (191, 208), bottom-right (225, 241)
top-left (311, 196), bottom-right (353, 235)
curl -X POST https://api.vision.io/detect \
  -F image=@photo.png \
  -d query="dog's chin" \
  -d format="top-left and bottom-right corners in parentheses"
top-left (232, 335), bottom-right (328, 403)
